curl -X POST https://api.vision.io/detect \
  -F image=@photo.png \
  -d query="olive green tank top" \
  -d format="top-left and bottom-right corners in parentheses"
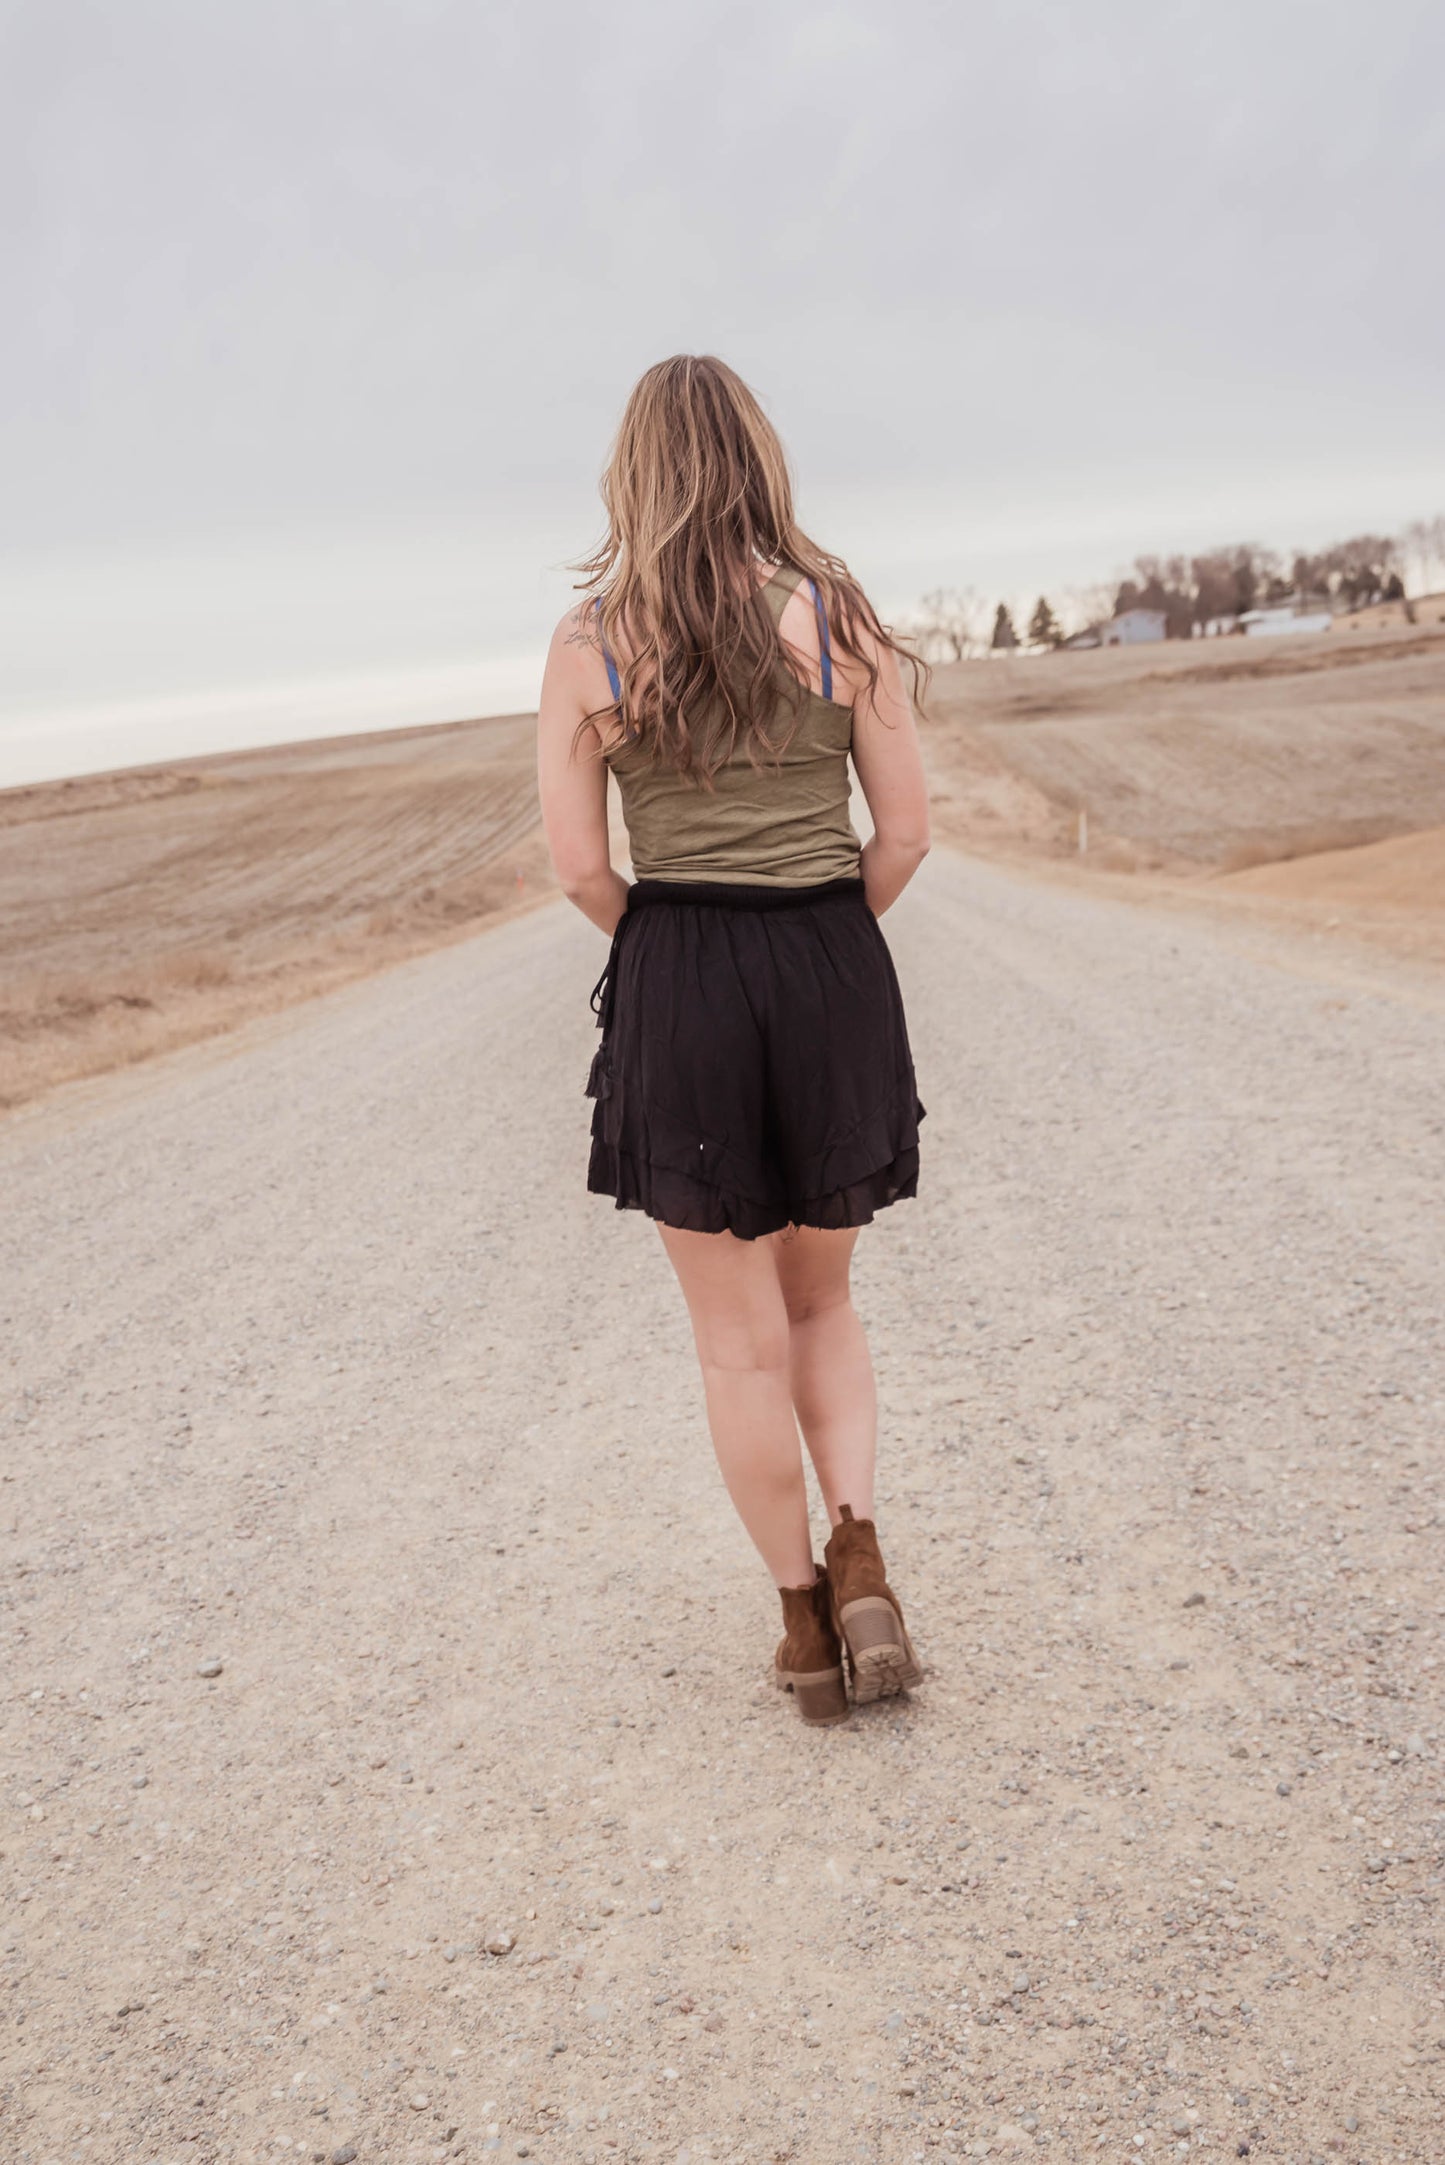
top-left (601, 566), bottom-right (861, 887)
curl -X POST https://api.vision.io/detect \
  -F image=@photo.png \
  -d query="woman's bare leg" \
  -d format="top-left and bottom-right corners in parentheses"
top-left (656, 1223), bottom-right (815, 1588)
top-left (772, 1225), bottom-right (876, 1525)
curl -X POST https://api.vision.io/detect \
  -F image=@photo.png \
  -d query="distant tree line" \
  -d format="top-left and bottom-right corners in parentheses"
top-left (906, 514), bottom-right (1445, 658)
top-left (1111, 535), bottom-right (1407, 640)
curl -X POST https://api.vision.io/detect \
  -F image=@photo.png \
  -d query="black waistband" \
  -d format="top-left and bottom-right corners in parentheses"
top-left (627, 876), bottom-right (866, 914)
top-left (591, 876), bottom-right (865, 1037)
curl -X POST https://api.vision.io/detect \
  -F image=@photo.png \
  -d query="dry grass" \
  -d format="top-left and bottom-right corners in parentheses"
top-left (0, 712), bottom-right (555, 1110)
top-left (1202, 823), bottom-right (1445, 972)
top-left (1330, 588), bottom-right (1445, 634)
top-left (920, 618), bottom-right (1445, 875)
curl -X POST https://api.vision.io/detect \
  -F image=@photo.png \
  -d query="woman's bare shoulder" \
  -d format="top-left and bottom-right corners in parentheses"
top-left (540, 601), bottom-right (621, 751)
top-left (543, 602), bottom-right (611, 701)
top-left (550, 601), bottom-right (603, 658)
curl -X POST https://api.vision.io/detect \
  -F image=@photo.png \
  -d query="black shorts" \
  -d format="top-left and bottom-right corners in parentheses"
top-left (585, 877), bottom-right (925, 1240)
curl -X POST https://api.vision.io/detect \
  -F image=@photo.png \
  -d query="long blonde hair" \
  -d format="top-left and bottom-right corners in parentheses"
top-left (575, 355), bottom-right (927, 782)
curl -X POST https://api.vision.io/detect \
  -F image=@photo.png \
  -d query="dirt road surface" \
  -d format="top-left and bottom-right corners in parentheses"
top-left (4, 849), bottom-right (1443, 2165)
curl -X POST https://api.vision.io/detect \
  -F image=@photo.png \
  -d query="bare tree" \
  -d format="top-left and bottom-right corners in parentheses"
top-left (905, 587), bottom-right (989, 662)
top-left (1057, 582), bottom-right (1115, 637)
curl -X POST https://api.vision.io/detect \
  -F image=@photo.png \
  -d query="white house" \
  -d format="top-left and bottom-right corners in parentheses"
top-left (1239, 607), bottom-right (1333, 638)
top-left (1100, 608), bottom-right (1166, 645)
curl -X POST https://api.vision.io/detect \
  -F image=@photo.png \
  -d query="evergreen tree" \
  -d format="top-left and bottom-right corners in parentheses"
top-left (991, 603), bottom-right (1018, 651)
top-left (1028, 596), bottom-right (1061, 648)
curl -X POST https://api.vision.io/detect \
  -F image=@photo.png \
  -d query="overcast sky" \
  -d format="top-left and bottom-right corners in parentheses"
top-left (4, 0), bottom-right (1444, 774)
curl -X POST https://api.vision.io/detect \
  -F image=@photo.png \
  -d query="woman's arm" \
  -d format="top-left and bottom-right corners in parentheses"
top-left (848, 631), bottom-right (931, 916)
top-left (536, 612), bottom-right (631, 936)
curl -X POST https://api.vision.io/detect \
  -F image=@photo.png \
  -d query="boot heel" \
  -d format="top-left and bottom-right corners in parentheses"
top-left (838, 1596), bottom-right (924, 1702)
top-left (774, 1566), bottom-right (851, 1726)
top-left (775, 1661), bottom-right (850, 1725)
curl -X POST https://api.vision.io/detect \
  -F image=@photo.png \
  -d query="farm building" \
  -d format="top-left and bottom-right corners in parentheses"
top-left (1239, 606), bottom-right (1334, 637)
top-left (1100, 608), bottom-right (1166, 646)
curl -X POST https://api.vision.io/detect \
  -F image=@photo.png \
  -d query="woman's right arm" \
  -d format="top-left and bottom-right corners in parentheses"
top-left (536, 611), bottom-right (631, 936)
top-left (849, 630), bottom-right (931, 916)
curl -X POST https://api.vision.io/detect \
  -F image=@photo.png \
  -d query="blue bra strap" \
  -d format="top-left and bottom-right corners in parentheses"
top-left (808, 578), bottom-right (833, 702)
top-left (594, 597), bottom-right (622, 704)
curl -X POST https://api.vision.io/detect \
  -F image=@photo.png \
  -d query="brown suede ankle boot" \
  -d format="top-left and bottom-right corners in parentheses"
top-left (823, 1504), bottom-right (923, 1702)
top-left (774, 1567), bottom-right (850, 1725)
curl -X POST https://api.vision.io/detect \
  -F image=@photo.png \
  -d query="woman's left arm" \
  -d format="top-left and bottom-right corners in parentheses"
top-left (536, 612), bottom-right (630, 936)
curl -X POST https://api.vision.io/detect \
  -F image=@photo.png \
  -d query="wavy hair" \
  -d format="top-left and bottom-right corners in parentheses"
top-left (574, 355), bottom-right (927, 782)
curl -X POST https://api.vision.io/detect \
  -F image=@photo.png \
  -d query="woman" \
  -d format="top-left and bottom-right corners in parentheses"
top-left (536, 355), bottom-right (930, 1726)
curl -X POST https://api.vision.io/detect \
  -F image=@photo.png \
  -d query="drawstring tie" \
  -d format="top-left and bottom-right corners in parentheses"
top-left (585, 906), bottom-right (633, 1101)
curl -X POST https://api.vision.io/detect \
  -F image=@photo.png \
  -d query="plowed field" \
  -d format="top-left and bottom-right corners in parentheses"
top-left (0, 714), bottom-right (552, 1108)
top-left (921, 621), bottom-right (1445, 871)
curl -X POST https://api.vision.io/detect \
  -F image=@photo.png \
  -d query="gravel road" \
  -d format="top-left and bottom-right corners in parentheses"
top-left (3, 847), bottom-right (1443, 2165)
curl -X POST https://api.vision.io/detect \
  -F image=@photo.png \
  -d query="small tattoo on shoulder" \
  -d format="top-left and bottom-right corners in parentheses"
top-left (564, 611), bottom-right (599, 652)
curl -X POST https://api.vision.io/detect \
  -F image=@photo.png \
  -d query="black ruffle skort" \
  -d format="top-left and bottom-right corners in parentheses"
top-left (585, 877), bottom-right (925, 1240)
